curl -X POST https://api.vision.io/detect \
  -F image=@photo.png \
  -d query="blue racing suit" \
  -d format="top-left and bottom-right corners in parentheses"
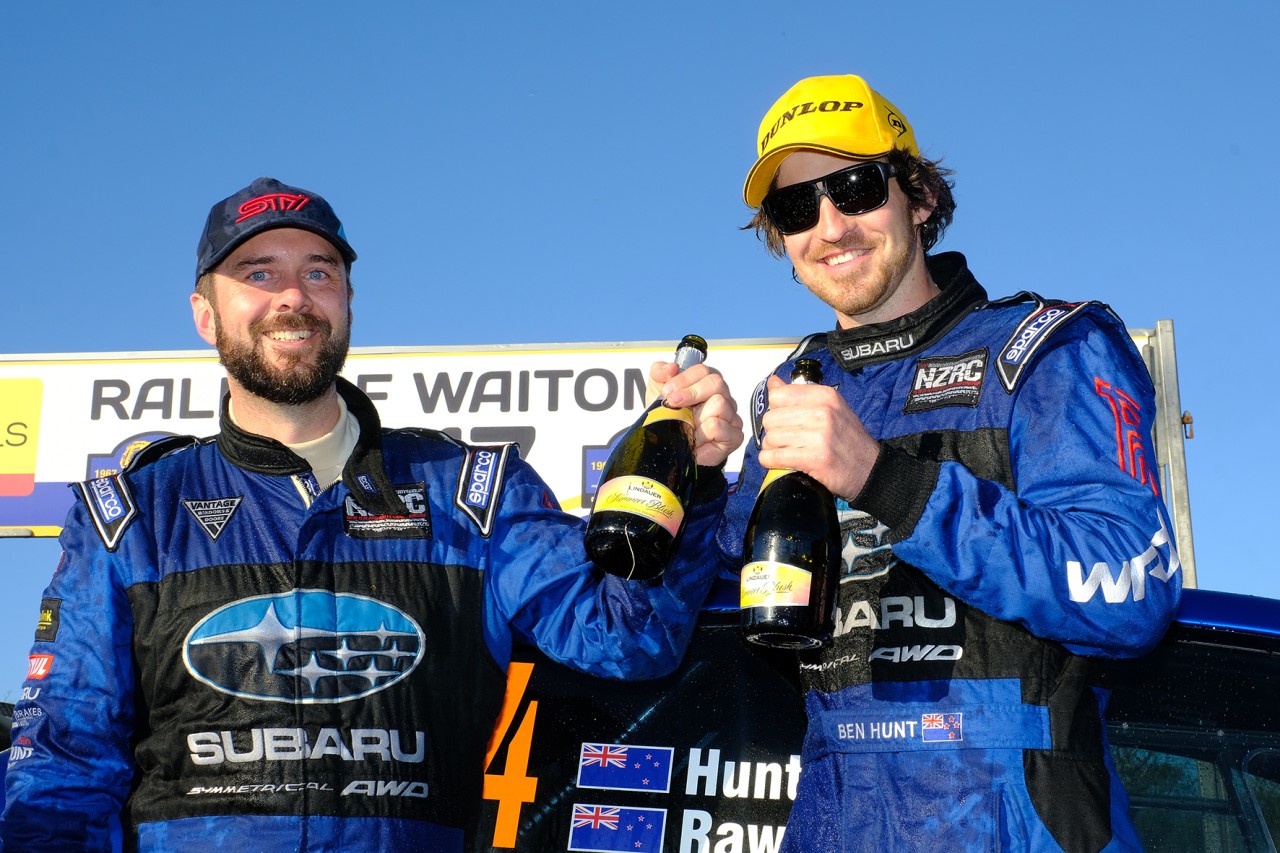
top-left (1, 378), bottom-right (725, 852)
top-left (718, 253), bottom-right (1181, 852)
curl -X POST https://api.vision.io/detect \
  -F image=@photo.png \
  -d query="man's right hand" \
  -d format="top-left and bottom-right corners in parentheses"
top-left (756, 373), bottom-right (881, 500)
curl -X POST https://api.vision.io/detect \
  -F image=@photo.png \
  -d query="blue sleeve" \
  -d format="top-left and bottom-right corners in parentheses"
top-left (860, 313), bottom-right (1181, 657)
top-left (483, 456), bottom-right (726, 680)
top-left (0, 499), bottom-right (136, 851)
top-left (716, 438), bottom-right (765, 576)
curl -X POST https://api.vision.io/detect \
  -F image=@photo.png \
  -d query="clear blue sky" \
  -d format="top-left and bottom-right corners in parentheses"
top-left (2, 1), bottom-right (1277, 698)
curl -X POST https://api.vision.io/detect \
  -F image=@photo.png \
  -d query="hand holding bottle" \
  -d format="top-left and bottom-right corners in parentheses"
top-left (741, 359), bottom-right (842, 649)
top-left (586, 336), bottom-right (742, 580)
top-left (646, 360), bottom-right (744, 468)
top-left (756, 371), bottom-right (880, 501)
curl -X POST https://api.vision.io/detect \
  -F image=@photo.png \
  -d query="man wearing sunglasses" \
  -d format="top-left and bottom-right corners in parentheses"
top-left (0, 177), bottom-right (744, 851)
top-left (717, 75), bottom-right (1181, 851)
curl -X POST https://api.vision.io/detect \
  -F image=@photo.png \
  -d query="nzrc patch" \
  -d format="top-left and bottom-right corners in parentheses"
top-left (905, 349), bottom-right (987, 413)
top-left (344, 483), bottom-right (431, 540)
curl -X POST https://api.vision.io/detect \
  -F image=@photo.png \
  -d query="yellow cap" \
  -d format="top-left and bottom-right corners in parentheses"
top-left (743, 74), bottom-right (919, 207)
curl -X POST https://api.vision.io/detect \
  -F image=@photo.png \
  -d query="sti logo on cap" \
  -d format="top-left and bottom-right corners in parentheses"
top-left (236, 192), bottom-right (312, 223)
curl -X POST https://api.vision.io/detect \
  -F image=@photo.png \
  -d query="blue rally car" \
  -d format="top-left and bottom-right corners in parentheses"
top-left (1100, 588), bottom-right (1280, 850)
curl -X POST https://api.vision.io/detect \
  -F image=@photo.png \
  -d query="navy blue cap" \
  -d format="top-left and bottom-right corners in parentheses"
top-left (195, 177), bottom-right (357, 280)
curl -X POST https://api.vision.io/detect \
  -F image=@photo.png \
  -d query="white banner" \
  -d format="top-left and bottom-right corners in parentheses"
top-left (0, 339), bottom-right (799, 534)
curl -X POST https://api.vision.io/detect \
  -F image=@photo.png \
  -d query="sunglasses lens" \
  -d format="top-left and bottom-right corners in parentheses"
top-left (763, 183), bottom-right (821, 235)
top-left (763, 163), bottom-right (893, 235)
top-left (827, 165), bottom-right (889, 217)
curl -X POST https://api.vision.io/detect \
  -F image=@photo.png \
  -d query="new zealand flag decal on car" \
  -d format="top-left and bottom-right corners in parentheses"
top-left (183, 590), bottom-right (424, 704)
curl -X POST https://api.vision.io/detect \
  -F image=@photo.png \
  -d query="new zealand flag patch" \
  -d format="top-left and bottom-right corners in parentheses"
top-left (344, 483), bottom-right (432, 540)
top-left (905, 349), bottom-right (987, 413)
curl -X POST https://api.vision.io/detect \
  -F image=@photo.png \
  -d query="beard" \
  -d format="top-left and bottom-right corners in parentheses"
top-left (215, 311), bottom-right (350, 406)
top-left (796, 216), bottom-right (922, 321)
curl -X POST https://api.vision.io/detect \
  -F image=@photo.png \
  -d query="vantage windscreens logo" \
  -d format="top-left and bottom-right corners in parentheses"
top-left (183, 590), bottom-right (424, 704)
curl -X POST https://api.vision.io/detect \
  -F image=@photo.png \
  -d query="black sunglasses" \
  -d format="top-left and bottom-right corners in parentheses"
top-left (761, 162), bottom-right (898, 235)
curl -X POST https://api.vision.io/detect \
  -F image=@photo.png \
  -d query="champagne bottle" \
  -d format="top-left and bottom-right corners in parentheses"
top-left (740, 358), bottom-right (841, 649)
top-left (585, 335), bottom-right (708, 580)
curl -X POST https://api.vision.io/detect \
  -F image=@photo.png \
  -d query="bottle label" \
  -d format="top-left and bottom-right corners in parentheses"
top-left (740, 560), bottom-right (812, 608)
top-left (757, 467), bottom-right (795, 493)
top-left (642, 405), bottom-right (694, 427)
top-left (593, 475), bottom-right (685, 535)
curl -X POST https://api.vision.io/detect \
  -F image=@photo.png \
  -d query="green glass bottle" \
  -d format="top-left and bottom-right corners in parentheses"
top-left (585, 335), bottom-right (708, 580)
top-left (740, 358), bottom-right (841, 649)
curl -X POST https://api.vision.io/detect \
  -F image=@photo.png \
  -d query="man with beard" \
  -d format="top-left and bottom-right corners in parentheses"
top-left (1, 177), bottom-right (743, 851)
top-left (718, 76), bottom-right (1182, 851)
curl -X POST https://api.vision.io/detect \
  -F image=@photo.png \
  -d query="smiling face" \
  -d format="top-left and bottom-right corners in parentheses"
top-left (191, 228), bottom-right (352, 405)
top-left (777, 151), bottom-right (937, 328)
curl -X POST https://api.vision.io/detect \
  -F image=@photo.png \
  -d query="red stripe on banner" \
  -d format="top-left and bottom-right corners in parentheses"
top-left (0, 473), bottom-right (36, 497)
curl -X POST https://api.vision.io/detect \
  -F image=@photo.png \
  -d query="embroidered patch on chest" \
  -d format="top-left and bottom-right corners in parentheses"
top-left (904, 348), bottom-right (988, 413)
top-left (183, 497), bottom-right (244, 541)
top-left (344, 483), bottom-right (432, 540)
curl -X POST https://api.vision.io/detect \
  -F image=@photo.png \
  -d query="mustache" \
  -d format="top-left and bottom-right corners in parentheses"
top-left (249, 313), bottom-right (333, 338)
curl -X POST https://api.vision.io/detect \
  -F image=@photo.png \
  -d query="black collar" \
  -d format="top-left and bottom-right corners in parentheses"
top-left (826, 252), bottom-right (987, 371)
top-left (215, 377), bottom-right (403, 515)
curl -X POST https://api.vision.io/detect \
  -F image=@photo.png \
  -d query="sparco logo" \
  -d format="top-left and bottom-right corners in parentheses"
top-left (1004, 308), bottom-right (1066, 365)
top-left (183, 590), bottom-right (424, 704)
top-left (457, 445), bottom-right (509, 535)
top-left (90, 477), bottom-right (125, 520)
top-left (995, 300), bottom-right (1088, 392)
top-left (467, 450), bottom-right (497, 507)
